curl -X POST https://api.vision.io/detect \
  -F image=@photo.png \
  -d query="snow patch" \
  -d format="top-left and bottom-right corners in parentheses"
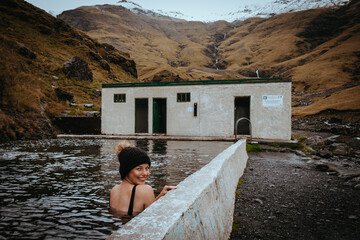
top-left (117, 0), bottom-right (350, 22)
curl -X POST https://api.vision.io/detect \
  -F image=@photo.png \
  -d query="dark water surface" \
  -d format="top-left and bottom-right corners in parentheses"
top-left (0, 139), bottom-right (231, 239)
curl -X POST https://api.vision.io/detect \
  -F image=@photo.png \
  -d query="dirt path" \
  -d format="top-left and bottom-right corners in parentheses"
top-left (230, 151), bottom-right (360, 240)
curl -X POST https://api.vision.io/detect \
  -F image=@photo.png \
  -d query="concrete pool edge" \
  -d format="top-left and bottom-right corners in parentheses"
top-left (57, 134), bottom-right (294, 143)
top-left (107, 139), bottom-right (248, 240)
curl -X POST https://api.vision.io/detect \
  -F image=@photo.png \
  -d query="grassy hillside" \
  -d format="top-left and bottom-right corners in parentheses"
top-left (0, 0), bottom-right (138, 141)
top-left (59, 0), bottom-right (360, 122)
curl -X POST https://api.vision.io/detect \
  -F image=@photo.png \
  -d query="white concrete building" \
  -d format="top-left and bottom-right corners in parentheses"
top-left (101, 78), bottom-right (291, 140)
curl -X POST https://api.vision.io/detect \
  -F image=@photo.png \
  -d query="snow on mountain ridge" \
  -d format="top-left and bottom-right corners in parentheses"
top-left (116, 0), bottom-right (350, 22)
top-left (116, 0), bottom-right (186, 20)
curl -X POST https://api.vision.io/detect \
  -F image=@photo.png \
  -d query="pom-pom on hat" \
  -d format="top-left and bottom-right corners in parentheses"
top-left (116, 141), bottom-right (151, 179)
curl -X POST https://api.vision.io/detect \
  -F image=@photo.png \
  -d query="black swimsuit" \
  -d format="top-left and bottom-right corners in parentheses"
top-left (127, 185), bottom-right (137, 216)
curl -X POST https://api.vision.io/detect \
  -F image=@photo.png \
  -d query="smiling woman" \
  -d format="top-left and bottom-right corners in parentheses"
top-left (109, 140), bottom-right (176, 221)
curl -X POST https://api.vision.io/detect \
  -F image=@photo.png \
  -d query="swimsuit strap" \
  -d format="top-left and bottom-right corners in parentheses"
top-left (128, 185), bottom-right (137, 216)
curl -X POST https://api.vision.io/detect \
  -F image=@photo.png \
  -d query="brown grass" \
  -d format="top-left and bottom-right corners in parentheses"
top-left (0, 0), bottom-right (138, 140)
top-left (59, 1), bottom-right (360, 120)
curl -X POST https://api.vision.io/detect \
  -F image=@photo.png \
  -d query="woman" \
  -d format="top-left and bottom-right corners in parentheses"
top-left (110, 140), bottom-right (176, 218)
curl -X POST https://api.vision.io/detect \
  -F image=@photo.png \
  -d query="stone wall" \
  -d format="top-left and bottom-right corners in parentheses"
top-left (108, 139), bottom-right (248, 240)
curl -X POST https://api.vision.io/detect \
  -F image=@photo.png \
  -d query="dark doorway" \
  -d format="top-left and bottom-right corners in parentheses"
top-left (234, 97), bottom-right (250, 135)
top-left (135, 98), bottom-right (148, 133)
top-left (153, 98), bottom-right (166, 134)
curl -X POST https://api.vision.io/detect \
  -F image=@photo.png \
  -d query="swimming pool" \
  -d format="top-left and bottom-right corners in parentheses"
top-left (0, 139), bottom-right (232, 239)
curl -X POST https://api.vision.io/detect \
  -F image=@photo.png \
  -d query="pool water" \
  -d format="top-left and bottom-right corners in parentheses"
top-left (0, 139), bottom-right (231, 239)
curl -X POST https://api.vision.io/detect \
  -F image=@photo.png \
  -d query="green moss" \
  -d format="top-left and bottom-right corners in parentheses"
top-left (269, 142), bottom-right (303, 150)
top-left (232, 220), bottom-right (241, 232)
top-left (298, 136), bottom-right (307, 142)
top-left (246, 143), bottom-right (261, 152)
top-left (235, 178), bottom-right (244, 196)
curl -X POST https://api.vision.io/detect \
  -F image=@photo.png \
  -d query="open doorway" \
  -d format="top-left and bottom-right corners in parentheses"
top-left (153, 98), bottom-right (166, 134)
top-left (135, 98), bottom-right (148, 133)
top-left (234, 97), bottom-right (250, 135)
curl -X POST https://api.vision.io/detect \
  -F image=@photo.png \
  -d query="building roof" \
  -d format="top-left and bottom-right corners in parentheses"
top-left (102, 78), bottom-right (290, 88)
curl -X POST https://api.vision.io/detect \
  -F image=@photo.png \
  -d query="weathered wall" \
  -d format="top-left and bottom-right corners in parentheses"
top-left (53, 116), bottom-right (101, 134)
top-left (102, 80), bottom-right (291, 140)
top-left (108, 139), bottom-right (248, 240)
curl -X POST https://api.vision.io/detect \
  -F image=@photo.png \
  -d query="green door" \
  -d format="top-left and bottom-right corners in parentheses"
top-left (153, 98), bottom-right (166, 134)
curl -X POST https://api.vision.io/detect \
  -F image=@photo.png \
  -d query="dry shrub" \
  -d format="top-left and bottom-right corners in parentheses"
top-left (0, 109), bottom-right (17, 141)
top-left (45, 101), bottom-right (65, 120)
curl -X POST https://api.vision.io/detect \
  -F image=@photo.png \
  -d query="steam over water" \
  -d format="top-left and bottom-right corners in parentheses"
top-left (0, 139), bottom-right (231, 239)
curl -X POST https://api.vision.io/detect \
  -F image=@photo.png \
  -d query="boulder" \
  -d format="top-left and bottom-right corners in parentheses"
top-left (316, 148), bottom-right (332, 158)
top-left (106, 52), bottom-right (137, 78)
top-left (329, 143), bottom-right (349, 155)
top-left (18, 45), bottom-right (36, 59)
top-left (63, 56), bottom-right (93, 82)
top-left (55, 88), bottom-right (74, 101)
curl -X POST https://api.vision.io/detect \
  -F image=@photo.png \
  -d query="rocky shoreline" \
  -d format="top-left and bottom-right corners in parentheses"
top-left (230, 121), bottom-right (360, 239)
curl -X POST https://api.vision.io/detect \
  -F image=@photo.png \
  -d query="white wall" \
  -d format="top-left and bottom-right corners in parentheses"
top-left (102, 81), bottom-right (291, 140)
top-left (107, 139), bottom-right (248, 240)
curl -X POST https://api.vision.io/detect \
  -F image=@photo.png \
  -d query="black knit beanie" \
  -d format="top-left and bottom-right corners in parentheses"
top-left (118, 147), bottom-right (151, 179)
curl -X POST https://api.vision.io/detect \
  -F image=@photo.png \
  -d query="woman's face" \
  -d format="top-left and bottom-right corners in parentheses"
top-left (126, 163), bottom-right (150, 185)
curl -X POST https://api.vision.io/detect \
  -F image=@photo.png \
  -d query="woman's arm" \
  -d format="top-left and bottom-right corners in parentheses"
top-left (138, 185), bottom-right (177, 209)
top-left (155, 185), bottom-right (177, 201)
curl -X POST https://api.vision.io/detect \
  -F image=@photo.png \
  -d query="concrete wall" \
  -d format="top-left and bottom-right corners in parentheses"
top-left (107, 139), bottom-right (248, 240)
top-left (102, 81), bottom-right (291, 140)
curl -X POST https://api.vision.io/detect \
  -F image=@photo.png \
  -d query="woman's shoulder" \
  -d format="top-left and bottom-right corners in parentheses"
top-left (110, 184), bottom-right (121, 196)
top-left (136, 184), bottom-right (154, 197)
top-left (136, 184), bottom-right (153, 191)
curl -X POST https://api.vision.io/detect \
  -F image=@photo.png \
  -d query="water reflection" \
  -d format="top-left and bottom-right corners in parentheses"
top-left (0, 139), bottom-right (232, 239)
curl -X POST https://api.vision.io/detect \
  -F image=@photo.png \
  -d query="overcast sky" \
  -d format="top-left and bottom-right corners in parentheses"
top-left (25, 0), bottom-right (272, 21)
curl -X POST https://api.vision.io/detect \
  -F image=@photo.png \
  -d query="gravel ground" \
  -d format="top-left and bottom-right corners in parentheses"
top-left (230, 151), bottom-right (360, 240)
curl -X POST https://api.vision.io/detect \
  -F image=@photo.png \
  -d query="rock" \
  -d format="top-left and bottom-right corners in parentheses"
top-left (324, 135), bottom-right (340, 144)
top-left (54, 88), bottom-right (73, 101)
top-left (85, 111), bottom-right (100, 117)
top-left (317, 149), bottom-right (332, 158)
top-left (100, 59), bottom-right (111, 72)
top-left (63, 56), bottom-right (93, 82)
top-left (106, 52), bottom-right (137, 78)
top-left (88, 50), bottom-right (101, 61)
top-left (294, 150), bottom-right (306, 157)
top-left (84, 104), bottom-right (94, 108)
top-left (329, 143), bottom-right (348, 155)
top-left (93, 90), bottom-right (102, 97)
top-left (315, 163), bottom-right (334, 172)
top-left (303, 135), bottom-right (325, 147)
top-left (18, 45), bottom-right (36, 59)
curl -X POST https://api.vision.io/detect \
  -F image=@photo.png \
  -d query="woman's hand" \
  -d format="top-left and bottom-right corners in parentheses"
top-left (156, 185), bottom-right (177, 200)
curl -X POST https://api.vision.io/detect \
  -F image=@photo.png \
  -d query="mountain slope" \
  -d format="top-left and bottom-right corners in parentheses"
top-left (0, 0), bottom-right (138, 141)
top-left (59, 0), bottom-right (360, 122)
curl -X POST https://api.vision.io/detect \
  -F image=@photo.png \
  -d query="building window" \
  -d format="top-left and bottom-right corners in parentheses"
top-left (177, 93), bottom-right (190, 102)
top-left (114, 94), bottom-right (126, 103)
